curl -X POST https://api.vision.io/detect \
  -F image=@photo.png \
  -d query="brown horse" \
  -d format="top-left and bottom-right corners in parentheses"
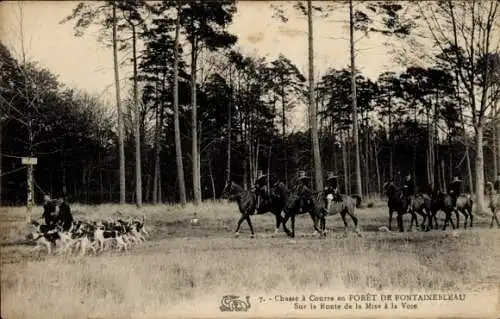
top-left (455, 194), bottom-right (474, 229)
top-left (408, 193), bottom-right (433, 231)
top-left (320, 192), bottom-right (361, 236)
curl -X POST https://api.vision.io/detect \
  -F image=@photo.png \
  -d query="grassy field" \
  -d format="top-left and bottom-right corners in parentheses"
top-left (1, 200), bottom-right (499, 319)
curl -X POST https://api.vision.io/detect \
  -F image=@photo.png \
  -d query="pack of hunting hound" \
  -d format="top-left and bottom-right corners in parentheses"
top-left (27, 197), bottom-right (149, 256)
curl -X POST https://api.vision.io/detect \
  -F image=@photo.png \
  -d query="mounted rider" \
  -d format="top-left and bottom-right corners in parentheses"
top-left (448, 176), bottom-right (463, 208)
top-left (255, 170), bottom-right (278, 210)
top-left (402, 174), bottom-right (416, 197)
top-left (254, 170), bottom-right (268, 210)
top-left (402, 174), bottom-right (416, 212)
top-left (324, 171), bottom-right (342, 203)
top-left (294, 170), bottom-right (313, 212)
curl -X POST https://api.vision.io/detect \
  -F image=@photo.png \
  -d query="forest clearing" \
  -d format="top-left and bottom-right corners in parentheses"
top-left (1, 0), bottom-right (500, 318)
top-left (1, 201), bottom-right (499, 318)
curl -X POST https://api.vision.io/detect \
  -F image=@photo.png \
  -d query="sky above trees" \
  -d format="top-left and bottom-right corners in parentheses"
top-left (0, 1), bottom-right (403, 131)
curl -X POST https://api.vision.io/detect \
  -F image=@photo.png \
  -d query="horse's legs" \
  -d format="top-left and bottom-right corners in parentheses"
top-left (234, 215), bottom-right (247, 234)
top-left (388, 209), bottom-right (393, 231)
top-left (492, 209), bottom-right (500, 228)
top-left (321, 217), bottom-right (326, 236)
top-left (408, 211), bottom-right (418, 231)
top-left (245, 216), bottom-right (255, 237)
top-left (442, 212), bottom-right (448, 231)
top-left (309, 211), bottom-right (322, 235)
top-left (433, 212), bottom-right (439, 229)
top-left (454, 209), bottom-right (460, 229)
top-left (490, 207), bottom-right (500, 228)
top-left (346, 207), bottom-right (359, 230)
top-left (397, 213), bottom-right (404, 232)
top-left (468, 208), bottom-right (473, 228)
top-left (274, 213), bottom-right (281, 234)
top-left (281, 212), bottom-right (294, 237)
top-left (421, 208), bottom-right (430, 231)
top-left (459, 209), bottom-right (468, 229)
top-left (340, 211), bottom-right (348, 234)
top-left (291, 214), bottom-right (296, 238)
top-left (409, 212), bottom-right (416, 231)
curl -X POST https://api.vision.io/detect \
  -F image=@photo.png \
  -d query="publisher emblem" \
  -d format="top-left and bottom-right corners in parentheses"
top-left (219, 295), bottom-right (251, 312)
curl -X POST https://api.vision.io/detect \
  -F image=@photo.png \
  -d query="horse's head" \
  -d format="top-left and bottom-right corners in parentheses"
top-left (382, 181), bottom-right (395, 196)
top-left (221, 179), bottom-right (244, 200)
top-left (221, 179), bottom-right (233, 199)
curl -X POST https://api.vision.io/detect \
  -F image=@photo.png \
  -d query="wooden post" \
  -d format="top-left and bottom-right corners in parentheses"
top-left (22, 157), bottom-right (37, 220)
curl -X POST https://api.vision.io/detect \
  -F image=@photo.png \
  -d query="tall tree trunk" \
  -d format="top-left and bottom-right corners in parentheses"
top-left (375, 142), bottom-right (381, 195)
top-left (365, 126), bottom-right (370, 196)
top-left (112, 2), bottom-right (126, 205)
top-left (475, 125), bottom-right (485, 214)
top-left (208, 153), bottom-right (216, 200)
top-left (173, 7), bottom-right (186, 205)
top-left (308, 0), bottom-right (323, 191)
top-left (282, 80), bottom-right (288, 186)
top-left (388, 98), bottom-right (393, 181)
top-left (153, 82), bottom-right (160, 204)
top-left (426, 106), bottom-right (434, 187)
top-left (342, 130), bottom-right (349, 194)
top-left (349, 0), bottom-right (362, 196)
top-left (0, 116), bottom-right (2, 205)
top-left (130, 22), bottom-right (142, 208)
top-left (226, 69), bottom-right (233, 182)
top-left (190, 37), bottom-right (201, 205)
top-left (441, 159), bottom-right (446, 193)
top-left (497, 115), bottom-right (500, 178)
top-left (494, 101), bottom-right (499, 178)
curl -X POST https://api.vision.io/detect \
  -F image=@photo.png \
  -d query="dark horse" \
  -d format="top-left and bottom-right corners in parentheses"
top-left (408, 193), bottom-right (433, 231)
top-left (221, 179), bottom-right (284, 237)
top-left (383, 182), bottom-right (417, 232)
top-left (276, 183), bottom-right (322, 238)
top-left (429, 188), bottom-right (459, 230)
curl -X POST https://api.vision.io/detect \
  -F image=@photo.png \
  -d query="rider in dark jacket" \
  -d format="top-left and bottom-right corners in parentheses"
top-left (402, 174), bottom-right (416, 198)
top-left (448, 176), bottom-right (462, 208)
top-left (255, 171), bottom-right (268, 210)
top-left (324, 171), bottom-right (341, 202)
top-left (295, 170), bottom-right (312, 212)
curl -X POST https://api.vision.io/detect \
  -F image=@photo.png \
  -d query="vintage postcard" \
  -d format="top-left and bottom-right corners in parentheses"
top-left (0, 0), bottom-right (499, 318)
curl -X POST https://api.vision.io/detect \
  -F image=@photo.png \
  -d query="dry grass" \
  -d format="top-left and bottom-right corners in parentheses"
top-left (1, 201), bottom-right (499, 319)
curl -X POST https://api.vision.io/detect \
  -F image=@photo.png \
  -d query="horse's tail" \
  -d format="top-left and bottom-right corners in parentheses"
top-left (351, 194), bottom-right (362, 208)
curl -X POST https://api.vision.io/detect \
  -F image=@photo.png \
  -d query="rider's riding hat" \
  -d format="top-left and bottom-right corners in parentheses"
top-left (326, 171), bottom-right (338, 183)
top-left (297, 170), bottom-right (310, 183)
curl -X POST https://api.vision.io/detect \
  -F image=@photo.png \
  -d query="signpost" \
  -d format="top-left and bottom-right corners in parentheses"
top-left (22, 157), bottom-right (37, 220)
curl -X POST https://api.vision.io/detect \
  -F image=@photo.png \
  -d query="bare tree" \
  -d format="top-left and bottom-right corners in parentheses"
top-left (308, 0), bottom-right (323, 191)
top-left (349, 0), bottom-right (362, 196)
top-left (173, 4), bottom-right (187, 205)
top-left (112, 2), bottom-right (126, 205)
top-left (418, 1), bottom-right (499, 212)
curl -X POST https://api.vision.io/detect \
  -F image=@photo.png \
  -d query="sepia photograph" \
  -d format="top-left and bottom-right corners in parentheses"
top-left (0, 0), bottom-right (499, 318)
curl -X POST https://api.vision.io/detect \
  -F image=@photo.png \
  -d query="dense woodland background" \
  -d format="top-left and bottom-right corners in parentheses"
top-left (1, 0), bottom-right (499, 207)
